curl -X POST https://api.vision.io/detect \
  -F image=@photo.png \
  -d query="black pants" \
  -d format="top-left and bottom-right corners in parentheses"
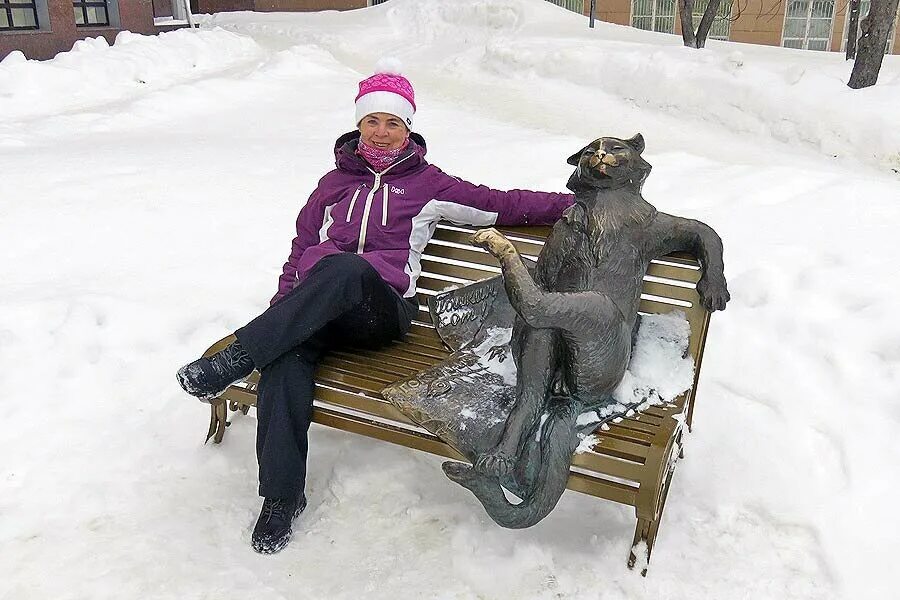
top-left (234, 253), bottom-right (417, 499)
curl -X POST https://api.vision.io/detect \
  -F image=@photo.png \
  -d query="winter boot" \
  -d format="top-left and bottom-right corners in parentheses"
top-left (176, 339), bottom-right (255, 402)
top-left (251, 494), bottom-right (308, 554)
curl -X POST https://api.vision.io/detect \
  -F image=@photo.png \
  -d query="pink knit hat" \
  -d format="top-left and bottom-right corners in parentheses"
top-left (355, 58), bottom-right (416, 129)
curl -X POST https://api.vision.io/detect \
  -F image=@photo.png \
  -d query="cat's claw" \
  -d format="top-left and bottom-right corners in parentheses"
top-left (475, 449), bottom-right (516, 478)
top-left (486, 345), bottom-right (507, 362)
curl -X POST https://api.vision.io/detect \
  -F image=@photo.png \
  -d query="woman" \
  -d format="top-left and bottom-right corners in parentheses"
top-left (177, 67), bottom-right (574, 554)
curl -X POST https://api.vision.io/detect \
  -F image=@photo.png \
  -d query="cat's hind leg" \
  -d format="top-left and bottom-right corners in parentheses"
top-left (476, 327), bottom-right (557, 479)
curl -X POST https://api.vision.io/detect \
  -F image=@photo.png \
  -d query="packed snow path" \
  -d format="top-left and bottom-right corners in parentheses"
top-left (1, 1), bottom-right (898, 599)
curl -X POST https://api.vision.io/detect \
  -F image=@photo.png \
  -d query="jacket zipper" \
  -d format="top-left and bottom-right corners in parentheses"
top-left (357, 153), bottom-right (414, 254)
top-left (381, 184), bottom-right (389, 226)
top-left (345, 186), bottom-right (363, 223)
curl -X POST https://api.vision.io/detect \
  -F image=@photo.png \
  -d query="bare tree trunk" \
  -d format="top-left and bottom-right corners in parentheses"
top-left (695, 0), bottom-right (724, 48)
top-left (678, 0), bottom-right (724, 48)
top-left (679, 0), bottom-right (698, 48)
top-left (849, 0), bottom-right (900, 88)
top-left (846, 0), bottom-right (861, 59)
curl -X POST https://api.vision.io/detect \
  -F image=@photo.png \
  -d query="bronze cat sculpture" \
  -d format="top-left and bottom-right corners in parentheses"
top-left (442, 134), bottom-right (730, 528)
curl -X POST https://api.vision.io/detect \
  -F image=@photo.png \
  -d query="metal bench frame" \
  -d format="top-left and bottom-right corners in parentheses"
top-left (202, 222), bottom-right (711, 574)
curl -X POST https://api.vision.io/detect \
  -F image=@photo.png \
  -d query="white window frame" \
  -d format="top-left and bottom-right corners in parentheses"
top-left (0, 0), bottom-right (50, 31)
top-left (782, 0), bottom-right (836, 51)
top-left (630, 0), bottom-right (678, 34)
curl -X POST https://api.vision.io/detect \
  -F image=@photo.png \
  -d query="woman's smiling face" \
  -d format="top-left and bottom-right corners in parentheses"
top-left (358, 112), bottom-right (409, 150)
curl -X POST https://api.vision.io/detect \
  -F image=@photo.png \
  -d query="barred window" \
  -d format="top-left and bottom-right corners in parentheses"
top-left (691, 0), bottom-right (734, 41)
top-left (782, 0), bottom-right (835, 51)
top-left (1, 0), bottom-right (39, 31)
top-left (632, 0), bottom-right (677, 34)
top-left (73, 0), bottom-right (109, 27)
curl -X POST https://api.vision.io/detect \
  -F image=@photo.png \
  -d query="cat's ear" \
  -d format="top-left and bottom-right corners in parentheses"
top-left (567, 145), bottom-right (589, 166)
top-left (626, 134), bottom-right (645, 154)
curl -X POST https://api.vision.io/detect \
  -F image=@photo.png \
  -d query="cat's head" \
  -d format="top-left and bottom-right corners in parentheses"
top-left (566, 134), bottom-right (651, 192)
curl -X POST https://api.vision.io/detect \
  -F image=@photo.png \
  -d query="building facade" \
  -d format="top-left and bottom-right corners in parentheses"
top-left (590, 0), bottom-right (897, 54)
top-left (1, 0), bottom-right (193, 60)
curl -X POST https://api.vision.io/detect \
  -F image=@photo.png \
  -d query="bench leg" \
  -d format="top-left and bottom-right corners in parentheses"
top-left (628, 446), bottom-right (679, 576)
top-left (206, 401), bottom-right (228, 444)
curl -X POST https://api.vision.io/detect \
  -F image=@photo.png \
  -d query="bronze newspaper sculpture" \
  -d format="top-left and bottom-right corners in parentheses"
top-left (386, 134), bottom-right (729, 528)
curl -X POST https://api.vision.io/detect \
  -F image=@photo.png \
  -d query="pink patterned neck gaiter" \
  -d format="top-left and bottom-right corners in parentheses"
top-left (357, 137), bottom-right (410, 172)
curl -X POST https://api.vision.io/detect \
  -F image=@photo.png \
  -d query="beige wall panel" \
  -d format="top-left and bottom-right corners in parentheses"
top-left (596, 0), bottom-right (632, 26)
top-left (729, 0), bottom-right (785, 47)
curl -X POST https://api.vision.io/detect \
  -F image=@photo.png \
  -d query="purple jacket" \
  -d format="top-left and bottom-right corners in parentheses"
top-left (273, 131), bottom-right (574, 303)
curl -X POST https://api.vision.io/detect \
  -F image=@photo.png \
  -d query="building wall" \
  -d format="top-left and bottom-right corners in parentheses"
top-left (1, 0), bottom-right (164, 60)
top-left (197, 0), bottom-right (253, 12)
top-left (593, 0), bottom-right (631, 27)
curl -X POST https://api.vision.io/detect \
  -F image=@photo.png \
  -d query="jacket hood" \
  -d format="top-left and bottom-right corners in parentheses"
top-left (334, 130), bottom-right (428, 175)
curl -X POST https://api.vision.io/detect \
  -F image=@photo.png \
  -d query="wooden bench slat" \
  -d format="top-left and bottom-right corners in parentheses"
top-left (329, 351), bottom-right (423, 375)
top-left (613, 418), bottom-right (662, 435)
top-left (314, 384), bottom-right (418, 426)
top-left (422, 243), bottom-right (501, 268)
top-left (345, 345), bottom-right (442, 369)
top-left (321, 355), bottom-right (414, 380)
top-left (420, 257), bottom-right (499, 282)
top-left (589, 436), bottom-right (653, 462)
top-left (646, 262), bottom-right (702, 284)
top-left (640, 281), bottom-right (698, 305)
top-left (432, 227), bottom-right (545, 257)
top-left (572, 452), bottom-right (645, 482)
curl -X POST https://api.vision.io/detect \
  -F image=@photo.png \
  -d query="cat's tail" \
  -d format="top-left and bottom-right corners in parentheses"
top-left (443, 402), bottom-right (580, 529)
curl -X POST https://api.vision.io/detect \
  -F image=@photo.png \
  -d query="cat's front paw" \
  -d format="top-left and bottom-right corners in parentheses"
top-left (471, 228), bottom-right (515, 258)
top-left (697, 276), bottom-right (730, 312)
top-left (474, 449), bottom-right (516, 478)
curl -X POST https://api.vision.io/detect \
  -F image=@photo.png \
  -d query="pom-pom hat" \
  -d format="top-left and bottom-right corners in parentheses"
top-left (355, 58), bottom-right (416, 129)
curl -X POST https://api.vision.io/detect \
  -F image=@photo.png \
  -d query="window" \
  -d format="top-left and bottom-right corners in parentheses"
top-left (545, 0), bottom-right (585, 14)
top-left (1, 0), bottom-right (39, 31)
top-left (691, 0), bottom-right (734, 41)
top-left (73, 0), bottom-right (109, 26)
top-left (783, 0), bottom-right (835, 51)
top-left (632, 0), bottom-right (678, 34)
top-left (841, 1), bottom-right (898, 54)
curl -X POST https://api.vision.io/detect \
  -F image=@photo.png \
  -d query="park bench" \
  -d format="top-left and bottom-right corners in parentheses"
top-left (201, 221), bottom-right (712, 574)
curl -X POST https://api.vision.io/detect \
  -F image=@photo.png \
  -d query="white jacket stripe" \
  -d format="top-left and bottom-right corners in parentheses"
top-left (403, 199), bottom-right (498, 298)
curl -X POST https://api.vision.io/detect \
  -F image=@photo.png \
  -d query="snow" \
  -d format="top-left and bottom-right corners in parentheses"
top-left (1, 1), bottom-right (898, 598)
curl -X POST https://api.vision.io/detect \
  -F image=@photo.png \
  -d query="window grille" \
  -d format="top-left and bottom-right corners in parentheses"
top-left (73, 0), bottom-right (109, 26)
top-left (632, 0), bottom-right (677, 34)
top-left (545, 0), bottom-right (585, 14)
top-left (782, 0), bottom-right (835, 51)
top-left (841, 1), bottom-right (897, 54)
top-left (691, 0), bottom-right (734, 40)
top-left (368, 0), bottom-right (390, 5)
top-left (1, 0), bottom-right (39, 30)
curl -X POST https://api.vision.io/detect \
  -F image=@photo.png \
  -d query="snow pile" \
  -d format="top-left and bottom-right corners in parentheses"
top-left (0, 28), bottom-right (265, 122)
top-left (202, 0), bottom-right (900, 170)
top-left (613, 311), bottom-right (694, 407)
